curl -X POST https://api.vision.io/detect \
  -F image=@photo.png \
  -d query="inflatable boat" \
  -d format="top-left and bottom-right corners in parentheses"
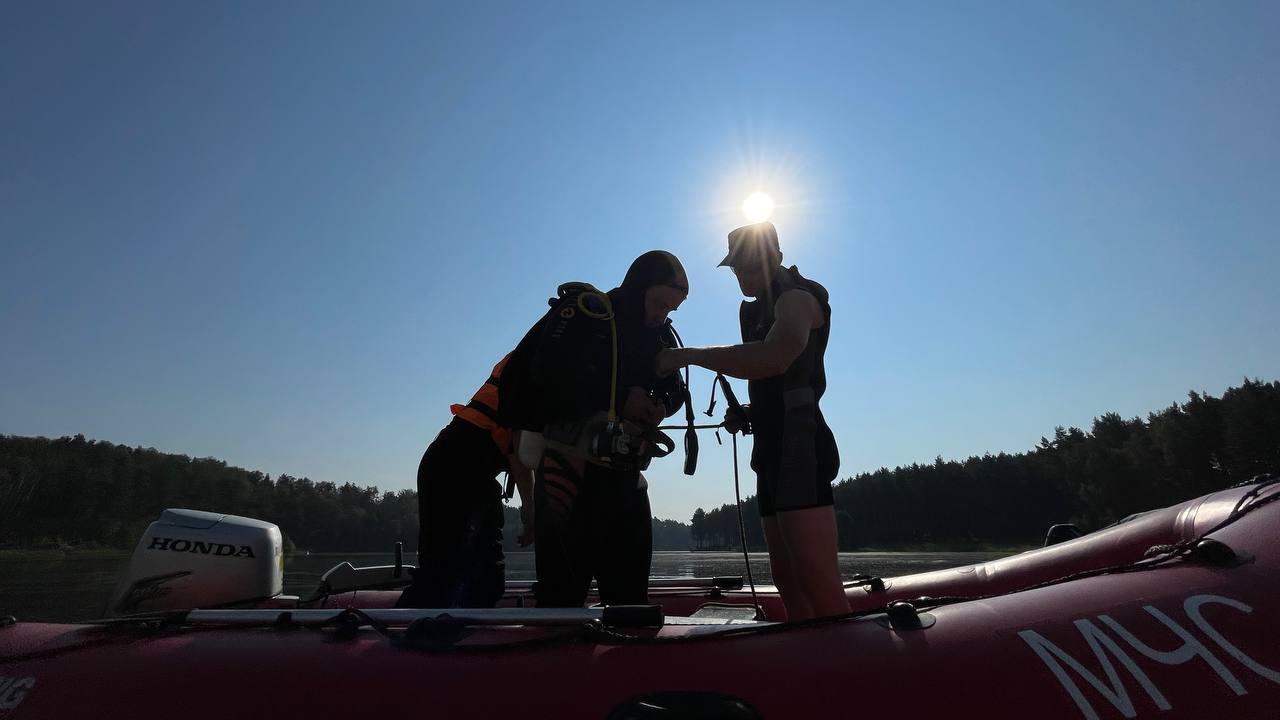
top-left (1, 476), bottom-right (1277, 719)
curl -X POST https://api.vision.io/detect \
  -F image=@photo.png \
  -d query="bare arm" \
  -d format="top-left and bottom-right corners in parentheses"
top-left (660, 290), bottom-right (822, 379)
top-left (510, 457), bottom-right (534, 508)
top-left (507, 435), bottom-right (536, 546)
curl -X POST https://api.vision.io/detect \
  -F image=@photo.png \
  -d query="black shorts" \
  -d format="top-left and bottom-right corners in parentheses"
top-left (756, 465), bottom-right (834, 518)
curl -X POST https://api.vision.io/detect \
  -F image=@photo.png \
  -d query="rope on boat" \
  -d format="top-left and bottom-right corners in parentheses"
top-left (662, 370), bottom-right (762, 618)
top-left (730, 431), bottom-right (763, 620)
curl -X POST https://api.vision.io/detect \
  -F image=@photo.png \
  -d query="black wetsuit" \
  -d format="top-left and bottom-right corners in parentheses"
top-left (501, 256), bottom-right (685, 607)
top-left (397, 417), bottom-right (508, 608)
top-left (742, 265), bottom-right (840, 516)
top-left (399, 357), bottom-right (514, 609)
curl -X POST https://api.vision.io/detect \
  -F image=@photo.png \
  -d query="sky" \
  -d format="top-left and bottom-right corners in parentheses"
top-left (2, 1), bottom-right (1278, 523)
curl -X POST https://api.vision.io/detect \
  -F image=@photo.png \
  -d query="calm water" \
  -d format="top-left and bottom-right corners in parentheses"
top-left (0, 550), bottom-right (1012, 623)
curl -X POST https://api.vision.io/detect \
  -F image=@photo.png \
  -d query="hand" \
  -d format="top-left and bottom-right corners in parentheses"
top-left (723, 403), bottom-right (751, 435)
top-left (622, 386), bottom-right (665, 427)
top-left (654, 348), bottom-right (686, 377)
top-left (518, 505), bottom-right (534, 547)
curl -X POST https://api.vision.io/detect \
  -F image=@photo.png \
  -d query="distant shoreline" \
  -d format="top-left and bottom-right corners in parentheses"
top-left (0, 548), bottom-right (131, 560)
top-left (687, 543), bottom-right (1033, 554)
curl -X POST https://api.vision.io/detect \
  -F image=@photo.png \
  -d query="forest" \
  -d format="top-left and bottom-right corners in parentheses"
top-left (693, 379), bottom-right (1278, 549)
top-left (2, 379), bottom-right (1276, 553)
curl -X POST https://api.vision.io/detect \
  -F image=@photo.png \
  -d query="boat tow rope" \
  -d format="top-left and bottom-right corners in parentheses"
top-left (714, 373), bottom-right (763, 621)
top-left (661, 370), bottom-right (763, 620)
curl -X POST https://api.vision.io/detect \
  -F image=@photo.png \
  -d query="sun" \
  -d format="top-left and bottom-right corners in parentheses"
top-left (741, 191), bottom-right (775, 223)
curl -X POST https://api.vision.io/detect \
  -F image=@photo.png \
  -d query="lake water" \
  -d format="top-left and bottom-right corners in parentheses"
top-left (0, 550), bottom-right (1013, 622)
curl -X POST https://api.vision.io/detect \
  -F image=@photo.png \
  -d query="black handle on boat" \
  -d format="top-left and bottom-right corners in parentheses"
top-left (886, 601), bottom-right (923, 630)
top-left (847, 574), bottom-right (886, 592)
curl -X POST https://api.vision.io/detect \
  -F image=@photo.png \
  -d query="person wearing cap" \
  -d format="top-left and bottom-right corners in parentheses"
top-left (657, 222), bottom-right (847, 621)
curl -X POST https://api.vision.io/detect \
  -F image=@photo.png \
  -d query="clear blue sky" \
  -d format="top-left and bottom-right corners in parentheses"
top-left (3, 2), bottom-right (1277, 522)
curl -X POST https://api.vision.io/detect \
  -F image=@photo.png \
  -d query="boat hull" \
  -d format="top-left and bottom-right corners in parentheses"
top-left (2, 481), bottom-right (1277, 719)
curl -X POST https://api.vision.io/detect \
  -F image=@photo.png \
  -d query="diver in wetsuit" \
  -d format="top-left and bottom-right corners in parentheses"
top-left (500, 251), bottom-right (689, 607)
top-left (658, 223), bottom-right (848, 621)
top-left (397, 354), bottom-right (534, 609)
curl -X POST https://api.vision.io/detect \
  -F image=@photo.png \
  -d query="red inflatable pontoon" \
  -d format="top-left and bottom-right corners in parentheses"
top-left (1, 477), bottom-right (1277, 719)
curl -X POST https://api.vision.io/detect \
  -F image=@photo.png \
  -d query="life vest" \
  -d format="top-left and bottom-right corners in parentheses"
top-left (739, 265), bottom-right (839, 482)
top-left (450, 354), bottom-right (513, 454)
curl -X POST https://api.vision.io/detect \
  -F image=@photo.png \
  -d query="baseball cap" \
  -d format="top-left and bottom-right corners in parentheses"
top-left (718, 222), bottom-right (781, 268)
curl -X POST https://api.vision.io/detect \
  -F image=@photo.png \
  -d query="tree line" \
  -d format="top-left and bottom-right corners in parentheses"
top-left (0, 436), bottom-right (409, 552)
top-left (2, 378), bottom-right (1276, 553)
top-left (0, 434), bottom-right (697, 552)
top-left (691, 378), bottom-right (1279, 550)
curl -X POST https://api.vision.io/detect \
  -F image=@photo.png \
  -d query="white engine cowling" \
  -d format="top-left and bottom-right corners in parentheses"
top-left (107, 509), bottom-right (283, 615)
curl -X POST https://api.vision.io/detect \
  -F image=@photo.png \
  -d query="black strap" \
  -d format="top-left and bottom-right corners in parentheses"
top-left (681, 381), bottom-right (698, 475)
top-left (464, 399), bottom-right (500, 424)
top-left (667, 322), bottom-right (698, 476)
top-left (704, 374), bottom-right (719, 417)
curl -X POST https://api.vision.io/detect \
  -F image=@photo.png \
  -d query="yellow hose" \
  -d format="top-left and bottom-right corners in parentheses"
top-left (577, 291), bottom-right (618, 422)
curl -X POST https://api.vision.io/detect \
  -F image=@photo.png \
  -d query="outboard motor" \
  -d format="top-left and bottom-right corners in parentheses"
top-left (106, 509), bottom-right (283, 616)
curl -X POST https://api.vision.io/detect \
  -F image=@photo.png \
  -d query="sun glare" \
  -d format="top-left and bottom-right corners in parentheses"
top-left (741, 192), bottom-right (775, 223)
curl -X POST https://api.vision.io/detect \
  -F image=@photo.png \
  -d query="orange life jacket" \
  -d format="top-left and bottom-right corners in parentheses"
top-left (450, 354), bottom-right (512, 454)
